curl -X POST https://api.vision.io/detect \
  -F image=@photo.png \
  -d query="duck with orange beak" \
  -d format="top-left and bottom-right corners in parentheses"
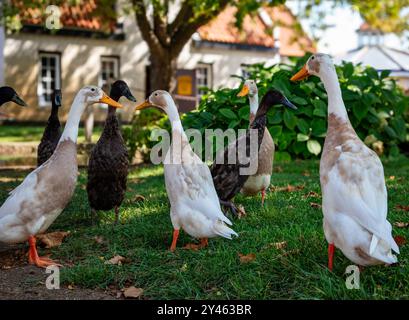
top-left (291, 54), bottom-right (399, 270)
top-left (0, 86), bottom-right (123, 268)
top-left (135, 90), bottom-right (238, 252)
top-left (237, 80), bottom-right (275, 206)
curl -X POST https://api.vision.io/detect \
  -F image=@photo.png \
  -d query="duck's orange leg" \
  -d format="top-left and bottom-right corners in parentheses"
top-left (328, 243), bottom-right (335, 271)
top-left (261, 188), bottom-right (266, 206)
top-left (28, 236), bottom-right (62, 268)
top-left (200, 238), bottom-right (208, 248)
top-left (170, 229), bottom-right (180, 252)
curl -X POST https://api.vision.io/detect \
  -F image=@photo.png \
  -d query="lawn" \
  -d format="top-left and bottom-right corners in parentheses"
top-left (0, 158), bottom-right (408, 299)
top-left (0, 125), bottom-right (104, 143)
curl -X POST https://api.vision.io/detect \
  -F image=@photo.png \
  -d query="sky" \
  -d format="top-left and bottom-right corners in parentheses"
top-left (286, 0), bottom-right (407, 56)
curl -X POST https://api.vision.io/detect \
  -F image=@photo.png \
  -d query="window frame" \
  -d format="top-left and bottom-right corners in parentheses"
top-left (37, 52), bottom-right (61, 107)
top-left (196, 63), bottom-right (213, 97)
top-left (99, 55), bottom-right (120, 89)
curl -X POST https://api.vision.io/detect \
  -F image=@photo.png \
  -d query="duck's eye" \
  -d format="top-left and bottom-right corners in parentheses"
top-left (155, 93), bottom-right (158, 96)
top-left (91, 88), bottom-right (95, 92)
top-left (311, 56), bottom-right (315, 60)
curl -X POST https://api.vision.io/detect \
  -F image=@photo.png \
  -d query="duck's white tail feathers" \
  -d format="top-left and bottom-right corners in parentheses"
top-left (369, 234), bottom-right (399, 264)
top-left (213, 219), bottom-right (238, 239)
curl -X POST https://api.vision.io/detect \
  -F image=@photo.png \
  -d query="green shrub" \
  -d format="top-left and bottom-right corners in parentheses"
top-left (182, 55), bottom-right (409, 160)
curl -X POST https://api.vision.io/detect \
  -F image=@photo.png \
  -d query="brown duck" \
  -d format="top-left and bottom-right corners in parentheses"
top-left (37, 89), bottom-right (62, 166)
top-left (87, 80), bottom-right (136, 224)
top-left (238, 80), bottom-right (274, 206)
top-left (210, 89), bottom-right (296, 216)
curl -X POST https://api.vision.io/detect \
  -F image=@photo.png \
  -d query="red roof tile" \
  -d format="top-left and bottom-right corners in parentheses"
top-left (13, 0), bottom-right (116, 33)
top-left (198, 5), bottom-right (315, 56)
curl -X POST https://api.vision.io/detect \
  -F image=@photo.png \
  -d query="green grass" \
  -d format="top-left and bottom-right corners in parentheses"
top-left (0, 159), bottom-right (408, 299)
top-left (0, 125), bottom-right (104, 143)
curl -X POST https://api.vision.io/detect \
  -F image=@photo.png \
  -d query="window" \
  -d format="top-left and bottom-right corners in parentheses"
top-left (196, 63), bottom-right (212, 97)
top-left (38, 52), bottom-right (61, 107)
top-left (99, 56), bottom-right (119, 89)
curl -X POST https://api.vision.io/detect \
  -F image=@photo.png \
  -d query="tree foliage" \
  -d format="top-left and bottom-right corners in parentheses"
top-left (182, 55), bottom-right (409, 160)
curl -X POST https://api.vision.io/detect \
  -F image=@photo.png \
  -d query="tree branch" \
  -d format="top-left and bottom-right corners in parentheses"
top-left (171, 0), bottom-right (230, 56)
top-left (132, 0), bottom-right (163, 55)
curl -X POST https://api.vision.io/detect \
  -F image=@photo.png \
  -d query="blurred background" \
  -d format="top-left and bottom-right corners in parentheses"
top-left (0, 0), bottom-right (408, 166)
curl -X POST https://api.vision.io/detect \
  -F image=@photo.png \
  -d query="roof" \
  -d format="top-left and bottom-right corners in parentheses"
top-left (197, 5), bottom-right (315, 56)
top-left (13, 0), bottom-right (116, 33)
top-left (336, 45), bottom-right (409, 72)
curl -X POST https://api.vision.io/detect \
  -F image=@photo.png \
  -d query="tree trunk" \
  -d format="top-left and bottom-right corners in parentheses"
top-left (0, 24), bottom-right (5, 86)
top-left (148, 51), bottom-right (177, 93)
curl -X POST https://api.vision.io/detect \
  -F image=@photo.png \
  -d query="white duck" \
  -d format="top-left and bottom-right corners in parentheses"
top-left (135, 90), bottom-right (238, 251)
top-left (238, 80), bottom-right (274, 205)
top-left (291, 54), bottom-right (399, 269)
top-left (0, 86), bottom-right (122, 267)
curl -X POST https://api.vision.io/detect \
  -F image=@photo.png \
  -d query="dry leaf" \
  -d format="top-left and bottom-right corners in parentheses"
top-left (105, 255), bottom-right (126, 265)
top-left (123, 286), bottom-right (143, 299)
top-left (94, 236), bottom-right (105, 244)
top-left (389, 176), bottom-right (395, 181)
top-left (67, 284), bottom-right (74, 290)
top-left (310, 202), bottom-right (322, 209)
top-left (237, 205), bottom-right (246, 219)
top-left (394, 222), bottom-right (409, 228)
top-left (274, 166), bottom-right (283, 173)
top-left (394, 235), bottom-right (406, 247)
top-left (239, 253), bottom-right (256, 263)
top-left (396, 205), bottom-right (409, 212)
top-left (36, 231), bottom-right (70, 248)
top-left (271, 184), bottom-right (304, 192)
top-left (303, 191), bottom-right (321, 199)
top-left (272, 241), bottom-right (287, 250)
top-left (132, 194), bottom-right (146, 202)
top-left (302, 171), bottom-right (311, 177)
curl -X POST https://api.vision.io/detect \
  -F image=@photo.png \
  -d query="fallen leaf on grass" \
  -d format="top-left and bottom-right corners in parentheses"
top-left (239, 253), bottom-right (256, 263)
top-left (67, 284), bottom-right (74, 290)
top-left (36, 231), bottom-right (70, 248)
top-left (105, 255), bottom-right (127, 265)
top-left (394, 222), bottom-right (409, 228)
top-left (273, 166), bottom-right (283, 173)
top-left (131, 194), bottom-right (146, 202)
top-left (394, 236), bottom-right (406, 247)
top-left (396, 205), bottom-right (409, 212)
top-left (94, 236), bottom-right (105, 244)
top-left (237, 205), bottom-right (246, 219)
top-left (389, 176), bottom-right (395, 181)
top-left (272, 241), bottom-right (287, 250)
top-left (271, 184), bottom-right (305, 192)
top-left (302, 171), bottom-right (311, 177)
top-left (303, 191), bottom-right (321, 199)
top-left (310, 202), bottom-right (322, 209)
top-left (123, 286), bottom-right (143, 299)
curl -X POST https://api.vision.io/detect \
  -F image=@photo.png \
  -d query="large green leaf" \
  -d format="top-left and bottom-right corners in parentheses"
top-left (352, 102), bottom-right (369, 121)
top-left (219, 108), bottom-right (238, 120)
top-left (311, 118), bottom-right (327, 137)
top-left (269, 125), bottom-right (283, 138)
top-left (283, 109), bottom-right (298, 129)
top-left (297, 118), bottom-right (310, 134)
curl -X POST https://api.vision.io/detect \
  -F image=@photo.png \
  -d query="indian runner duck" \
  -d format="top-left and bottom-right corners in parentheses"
top-left (0, 86), bottom-right (27, 107)
top-left (135, 90), bottom-right (238, 251)
top-left (87, 80), bottom-right (136, 224)
top-left (238, 80), bottom-right (275, 206)
top-left (291, 53), bottom-right (399, 269)
top-left (0, 86), bottom-right (122, 267)
top-left (37, 89), bottom-right (62, 167)
top-left (211, 89), bottom-right (296, 216)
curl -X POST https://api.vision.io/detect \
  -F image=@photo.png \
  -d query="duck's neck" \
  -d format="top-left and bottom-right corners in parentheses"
top-left (249, 94), bottom-right (259, 125)
top-left (107, 91), bottom-right (120, 116)
top-left (50, 103), bottom-right (60, 121)
top-left (59, 94), bottom-right (86, 143)
top-left (320, 67), bottom-right (348, 122)
top-left (166, 99), bottom-right (186, 139)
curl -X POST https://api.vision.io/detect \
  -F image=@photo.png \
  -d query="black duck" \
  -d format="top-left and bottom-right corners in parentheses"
top-left (37, 89), bottom-right (62, 166)
top-left (0, 86), bottom-right (26, 107)
top-left (87, 80), bottom-right (136, 224)
top-left (210, 89), bottom-right (296, 216)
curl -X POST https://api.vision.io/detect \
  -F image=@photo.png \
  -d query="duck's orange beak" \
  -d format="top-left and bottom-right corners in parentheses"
top-left (134, 100), bottom-right (154, 111)
top-left (291, 64), bottom-right (310, 81)
top-left (237, 84), bottom-right (249, 97)
top-left (99, 93), bottom-right (123, 108)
